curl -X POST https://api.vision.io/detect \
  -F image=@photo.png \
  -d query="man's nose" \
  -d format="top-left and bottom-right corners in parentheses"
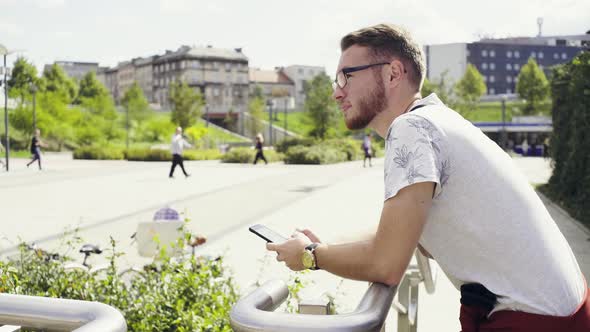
top-left (332, 85), bottom-right (345, 101)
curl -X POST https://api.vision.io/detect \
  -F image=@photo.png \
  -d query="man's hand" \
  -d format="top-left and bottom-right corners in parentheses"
top-left (266, 231), bottom-right (314, 271)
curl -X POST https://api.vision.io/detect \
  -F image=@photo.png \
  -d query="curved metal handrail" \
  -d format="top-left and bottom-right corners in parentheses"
top-left (0, 293), bottom-right (127, 332)
top-left (230, 279), bottom-right (397, 332)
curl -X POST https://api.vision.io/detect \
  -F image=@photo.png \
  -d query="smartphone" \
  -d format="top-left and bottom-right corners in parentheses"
top-left (249, 224), bottom-right (288, 243)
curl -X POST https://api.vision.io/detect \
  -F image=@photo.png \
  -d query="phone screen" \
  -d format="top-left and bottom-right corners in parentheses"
top-left (249, 224), bottom-right (288, 243)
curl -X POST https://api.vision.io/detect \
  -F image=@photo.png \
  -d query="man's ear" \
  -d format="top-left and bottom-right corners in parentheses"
top-left (387, 60), bottom-right (405, 86)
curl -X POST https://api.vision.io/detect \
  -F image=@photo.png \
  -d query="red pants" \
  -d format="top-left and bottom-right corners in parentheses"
top-left (460, 288), bottom-right (590, 332)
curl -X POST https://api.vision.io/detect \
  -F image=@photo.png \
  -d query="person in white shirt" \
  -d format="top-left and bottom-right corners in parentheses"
top-left (266, 24), bottom-right (589, 331)
top-left (169, 126), bottom-right (191, 179)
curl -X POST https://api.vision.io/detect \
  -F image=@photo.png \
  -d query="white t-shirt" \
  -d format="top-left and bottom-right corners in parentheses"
top-left (171, 134), bottom-right (190, 155)
top-left (384, 93), bottom-right (585, 316)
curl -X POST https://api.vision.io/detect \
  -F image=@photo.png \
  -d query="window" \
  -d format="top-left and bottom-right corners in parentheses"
top-left (490, 63), bottom-right (495, 70)
top-left (225, 63), bottom-right (232, 71)
top-left (490, 50), bottom-right (495, 57)
top-left (506, 88), bottom-right (511, 94)
top-left (531, 51), bottom-right (537, 58)
top-left (561, 52), bottom-right (567, 59)
top-left (539, 65), bottom-right (544, 70)
top-left (514, 51), bottom-right (520, 58)
top-left (482, 62), bottom-right (488, 70)
top-left (506, 76), bottom-right (512, 83)
top-left (538, 51), bottom-right (544, 59)
top-left (483, 75), bottom-right (488, 82)
top-left (490, 88), bottom-right (495, 94)
top-left (213, 62), bottom-right (219, 69)
top-left (298, 68), bottom-right (304, 74)
top-left (514, 64), bottom-right (520, 71)
top-left (554, 53), bottom-right (559, 59)
top-left (507, 51), bottom-right (513, 58)
top-left (165, 63), bottom-right (169, 71)
top-left (213, 88), bottom-right (220, 96)
top-left (482, 50), bottom-right (488, 57)
top-left (514, 77), bottom-right (518, 83)
top-left (489, 75), bottom-right (495, 82)
top-left (506, 63), bottom-right (512, 70)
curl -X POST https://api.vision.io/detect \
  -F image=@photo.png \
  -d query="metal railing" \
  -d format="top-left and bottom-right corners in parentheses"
top-left (0, 293), bottom-right (127, 332)
top-left (230, 250), bottom-right (436, 332)
top-left (230, 279), bottom-right (397, 332)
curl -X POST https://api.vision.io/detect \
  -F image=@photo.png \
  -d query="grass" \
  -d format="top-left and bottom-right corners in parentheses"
top-left (265, 101), bottom-right (553, 135)
top-left (0, 150), bottom-right (32, 158)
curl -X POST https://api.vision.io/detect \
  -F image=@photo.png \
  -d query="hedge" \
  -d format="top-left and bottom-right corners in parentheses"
top-left (73, 147), bottom-right (222, 161)
top-left (544, 51), bottom-right (590, 226)
top-left (221, 147), bottom-right (283, 163)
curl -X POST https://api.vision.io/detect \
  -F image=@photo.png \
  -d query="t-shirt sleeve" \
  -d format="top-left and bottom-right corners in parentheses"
top-left (384, 114), bottom-right (449, 201)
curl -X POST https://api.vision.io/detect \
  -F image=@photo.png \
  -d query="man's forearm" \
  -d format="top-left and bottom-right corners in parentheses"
top-left (314, 238), bottom-right (397, 285)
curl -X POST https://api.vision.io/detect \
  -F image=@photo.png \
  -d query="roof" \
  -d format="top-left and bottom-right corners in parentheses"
top-left (249, 68), bottom-right (294, 84)
top-left (157, 45), bottom-right (248, 62)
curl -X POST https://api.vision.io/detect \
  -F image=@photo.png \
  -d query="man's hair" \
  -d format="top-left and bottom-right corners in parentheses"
top-left (341, 24), bottom-right (426, 91)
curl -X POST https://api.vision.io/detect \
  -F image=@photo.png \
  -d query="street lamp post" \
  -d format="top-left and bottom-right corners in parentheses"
top-left (1, 44), bottom-right (11, 171)
top-left (283, 97), bottom-right (287, 133)
top-left (205, 102), bottom-right (209, 127)
top-left (501, 94), bottom-right (507, 150)
top-left (266, 99), bottom-right (273, 146)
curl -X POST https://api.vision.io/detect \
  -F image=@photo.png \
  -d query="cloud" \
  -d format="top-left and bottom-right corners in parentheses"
top-left (0, 21), bottom-right (24, 35)
top-left (34, 0), bottom-right (66, 8)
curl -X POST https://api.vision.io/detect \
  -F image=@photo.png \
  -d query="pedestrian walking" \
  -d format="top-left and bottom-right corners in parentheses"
top-left (253, 133), bottom-right (268, 165)
top-left (362, 132), bottom-right (373, 167)
top-left (0, 140), bottom-right (6, 170)
top-left (26, 129), bottom-right (45, 170)
top-left (169, 127), bottom-right (191, 178)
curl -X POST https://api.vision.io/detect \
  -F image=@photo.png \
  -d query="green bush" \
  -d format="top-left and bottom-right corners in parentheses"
top-left (125, 148), bottom-right (170, 161)
top-left (545, 51), bottom-right (590, 227)
top-left (221, 147), bottom-right (283, 163)
top-left (275, 137), bottom-right (316, 153)
top-left (183, 149), bottom-right (223, 161)
top-left (319, 138), bottom-right (361, 161)
top-left (284, 145), bottom-right (347, 165)
top-left (73, 146), bottom-right (125, 160)
top-left (0, 231), bottom-right (238, 331)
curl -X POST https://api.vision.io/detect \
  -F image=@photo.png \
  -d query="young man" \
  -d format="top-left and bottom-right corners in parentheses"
top-left (266, 24), bottom-right (589, 331)
top-left (26, 129), bottom-right (45, 170)
top-left (169, 126), bottom-right (191, 179)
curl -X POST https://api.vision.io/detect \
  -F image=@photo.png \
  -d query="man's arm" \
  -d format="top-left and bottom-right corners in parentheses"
top-left (267, 181), bottom-right (434, 286)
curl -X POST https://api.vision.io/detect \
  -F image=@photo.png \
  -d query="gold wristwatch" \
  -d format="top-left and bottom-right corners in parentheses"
top-left (301, 243), bottom-right (320, 270)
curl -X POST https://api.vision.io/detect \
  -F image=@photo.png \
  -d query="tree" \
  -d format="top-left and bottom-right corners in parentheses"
top-left (40, 64), bottom-right (78, 104)
top-left (247, 96), bottom-right (265, 136)
top-left (304, 73), bottom-right (339, 140)
top-left (516, 58), bottom-right (550, 115)
top-left (169, 81), bottom-right (203, 129)
top-left (76, 71), bottom-right (109, 103)
top-left (121, 81), bottom-right (151, 125)
top-left (7, 57), bottom-right (38, 104)
top-left (455, 64), bottom-right (486, 113)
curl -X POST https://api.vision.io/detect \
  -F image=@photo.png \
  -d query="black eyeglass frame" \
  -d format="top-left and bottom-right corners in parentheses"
top-left (333, 61), bottom-right (409, 90)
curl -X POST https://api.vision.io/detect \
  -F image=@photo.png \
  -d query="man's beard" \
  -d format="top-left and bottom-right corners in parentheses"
top-left (344, 80), bottom-right (387, 130)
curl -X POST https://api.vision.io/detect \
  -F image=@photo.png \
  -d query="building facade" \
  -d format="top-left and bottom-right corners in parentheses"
top-left (425, 34), bottom-right (588, 95)
top-left (281, 65), bottom-right (325, 110)
top-left (44, 61), bottom-right (99, 81)
top-left (152, 45), bottom-right (249, 118)
top-left (249, 67), bottom-right (295, 111)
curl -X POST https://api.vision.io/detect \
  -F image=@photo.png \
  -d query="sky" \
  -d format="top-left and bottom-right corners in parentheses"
top-left (0, 0), bottom-right (588, 77)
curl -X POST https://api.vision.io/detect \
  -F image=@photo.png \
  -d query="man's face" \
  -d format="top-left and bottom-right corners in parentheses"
top-left (332, 45), bottom-right (388, 130)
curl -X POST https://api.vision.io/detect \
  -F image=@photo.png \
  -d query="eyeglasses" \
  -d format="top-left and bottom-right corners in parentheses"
top-left (333, 62), bottom-right (390, 90)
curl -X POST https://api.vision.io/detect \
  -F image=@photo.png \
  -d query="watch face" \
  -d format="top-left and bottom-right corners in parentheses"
top-left (302, 251), bottom-right (313, 269)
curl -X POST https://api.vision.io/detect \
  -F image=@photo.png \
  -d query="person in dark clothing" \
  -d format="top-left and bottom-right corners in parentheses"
top-left (26, 129), bottom-right (45, 170)
top-left (253, 133), bottom-right (268, 165)
top-left (362, 132), bottom-right (373, 167)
